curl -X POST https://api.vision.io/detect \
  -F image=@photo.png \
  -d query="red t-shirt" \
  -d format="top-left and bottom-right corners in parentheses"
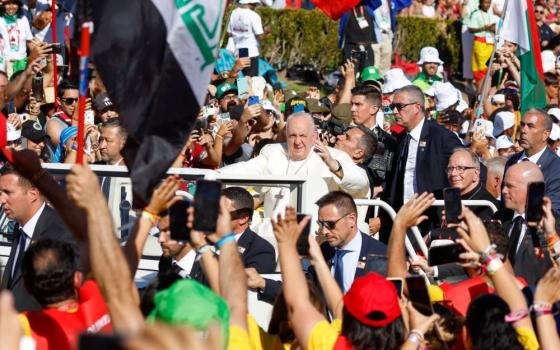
top-left (23, 280), bottom-right (112, 350)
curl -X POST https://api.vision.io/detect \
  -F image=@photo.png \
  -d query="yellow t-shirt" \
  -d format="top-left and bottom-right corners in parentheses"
top-left (307, 319), bottom-right (342, 350)
top-left (228, 325), bottom-right (255, 350)
top-left (516, 327), bottom-right (539, 350)
top-left (247, 314), bottom-right (291, 350)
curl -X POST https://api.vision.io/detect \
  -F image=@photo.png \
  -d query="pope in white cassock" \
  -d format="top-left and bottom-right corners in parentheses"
top-left (219, 112), bottom-right (370, 225)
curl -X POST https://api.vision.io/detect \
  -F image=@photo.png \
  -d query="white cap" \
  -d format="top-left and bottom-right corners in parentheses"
top-left (493, 111), bottom-right (516, 137)
top-left (6, 122), bottom-right (20, 141)
top-left (490, 94), bottom-right (505, 104)
top-left (548, 107), bottom-right (560, 121)
top-left (382, 68), bottom-right (412, 94)
top-left (417, 47), bottom-right (444, 65)
top-left (550, 123), bottom-right (560, 141)
top-left (434, 82), bottom-right (460, 111)
top-left (542, 50), bottom-right (556, 73)
top-left (457, 99), bottom-right (469, 113)
top-left (424, 86), bottom-right (435, 97)
top-left (461, 120), bottom-right (470, 134)
top-left (251, 76), bottom-right (267, 100)
top-left (260, 99), bottom-right (280, 117)
top-left (496, 135), bottom-right (514, 149)
top-left (239, 0), bottom-right (261, 3)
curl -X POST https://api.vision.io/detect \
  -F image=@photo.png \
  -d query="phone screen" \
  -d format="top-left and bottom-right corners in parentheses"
top-left (526, 181), bottom-right (545, 223)
top-left (443, 187), bottom-right (462, 224)
top-left (239, 48), bottom-right (249, 58)
top-left (387, 277), bottom-right (403, 298)
top-left (193, 180), bottom-right (222, 233)
top-left (169, 200), bottom-right (190, 242)
top-left (406, 276), bottom-right (433, 316)
top-left (296, 214), bottom-right (310, 256)
top-left (428, 243), bottom-right (466, 266)
top-left (237, 77), bottom-right (249, 100)
top-left (248, 96), bottom-right (260, 106)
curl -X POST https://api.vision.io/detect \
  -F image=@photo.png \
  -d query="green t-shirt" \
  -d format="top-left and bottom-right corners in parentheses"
top-left (468, 9), bottom-right (499, 41)
top-left (461, 0), bottom-right (480, 25)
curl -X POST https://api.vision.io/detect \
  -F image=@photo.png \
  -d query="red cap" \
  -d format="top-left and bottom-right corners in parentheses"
top-left (343, 273), bottom-right (401, 327)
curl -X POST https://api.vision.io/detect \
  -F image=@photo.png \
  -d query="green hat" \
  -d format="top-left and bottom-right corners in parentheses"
top-left (147, 279), bottom-right (230, 349)
top-left (331, 103), bottom-right (353, 124)
top-left (216, 82), bottom-right (238, 99)
top-left (360, 66), bottom-right (383, 83)
top-left (306, 98), bottom-right (331, 114)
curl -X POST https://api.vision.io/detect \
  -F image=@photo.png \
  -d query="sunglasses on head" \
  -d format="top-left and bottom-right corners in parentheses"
top-left (61, 97), bottom-right (78, 105)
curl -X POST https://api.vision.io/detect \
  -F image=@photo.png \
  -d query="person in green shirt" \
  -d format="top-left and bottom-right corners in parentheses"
top-left (413, 46), bottom-right (444, 93)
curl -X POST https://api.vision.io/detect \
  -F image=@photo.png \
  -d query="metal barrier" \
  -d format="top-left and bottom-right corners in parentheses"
top-left (354, 199), bottom-right (428, 258)
top-left (432, 200), bottom-right (498, 213)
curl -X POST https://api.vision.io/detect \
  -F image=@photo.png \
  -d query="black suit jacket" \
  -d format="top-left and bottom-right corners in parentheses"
top-left (158, 255), bottom-right (206, 285)
top-left (504, 219), bottom-right (552, 286)
top-left (1, 205), bottom-right (75, 312)
top-left (237, 228), bottom-right (277, 273)
top-left (504, 148), bottom-right (560, 223)
top-left (386, 118), bottom-right (463, 210)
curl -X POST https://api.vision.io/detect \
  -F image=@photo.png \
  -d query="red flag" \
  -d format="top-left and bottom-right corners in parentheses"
top-left (311, 0), bottom-right (360, 20)
top-left (0, 113), bottom-right (13, 163)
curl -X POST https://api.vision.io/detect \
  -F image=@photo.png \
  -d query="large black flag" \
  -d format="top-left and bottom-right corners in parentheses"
top-left (90, 0), bottom-right (226, 206)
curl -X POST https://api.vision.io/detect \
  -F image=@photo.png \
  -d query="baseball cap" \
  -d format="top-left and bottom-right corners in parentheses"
top-left (548, 107), bottom-right (560, 122)
top-left (550, 123), bottom-right (560, 141)
top-left (360, 66), bottom-right (383, 83)
top-left (417, 46), bottom-right (444, 65)
top-left (382, 68), bottom-right (412, 94)
top-left (239, 0), bottom-right (260, 3)
top-left (433, 82), bottom-right (460, 111)
top-left (6, 123), bottom-right (20, 142)
top-left (147, 279), bottom-right (230, 342)
top-left (216, 83), bottom-right (238, 99)
top-left (542, 50), bottom-right (556, 73)
top-left (306, 98), bottom-right (330, 114)
top-left (94, 92), bottom-right (114, 112)
top-left (21, 120), bottom-right (46, 143)
top-left (343, 273), bottom-right (401, 327)
top-left (496, 135), bottom-right (514, 150)
top-left (260, 99), bottom-right (281, 117)
top-left (493, 111), bottom-right (515, 137)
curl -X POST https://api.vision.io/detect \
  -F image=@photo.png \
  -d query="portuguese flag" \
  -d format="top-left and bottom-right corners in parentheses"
top-left (502, 0), bottom-right (547, 115)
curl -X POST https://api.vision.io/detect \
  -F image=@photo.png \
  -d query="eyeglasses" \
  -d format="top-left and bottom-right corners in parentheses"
top-left (445, 166), bottom-right (478, 174)
top-left (535, 10), bottom-right (545, 14)
top-left (390, 102), bottom-right (418, 112)
top-left (317, 212), bottom-right (351, 230)
top-left (61, 97), bottom-right (78, 105)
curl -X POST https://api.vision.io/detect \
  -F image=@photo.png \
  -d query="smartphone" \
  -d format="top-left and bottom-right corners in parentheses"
top-left (248, 95), bottom-right (260, 106)
top-left (428, 243), bottom-right (466, 266)
top-left (526, 181), bottom-right (545, 223)
top-left (202, 105), bottom-right (217, 118)
top-left (296, 214), bottom-right (311, 256)
top-left (218, 112), bottom-right (231, 122)
top-left (406, 275), bottom-right (433, 316)
top-left (85, 110), bottom-right (95, 125)
top-left (443, 187), bottom-right (462, 224)
top-left (350, 50), bottom-right (366, 63)
top-left (193, 180), bottom-right (222, 233)
top-left (78, 334), bottom-right (125, 350)
top-left (387, 277), bottom-right (403, 298)
top-left (51, 42), bottom-right (62, 54)
top-left (194, 117), bottom-right (207, 132)
top-left (32, 75), bottom-right (44, 102)
top-left (239, 48), bottom-right (249, 58)
top-left (237, 77), bottom-right (249, 100)
top-left (169, 200), bottom-right (191, 242)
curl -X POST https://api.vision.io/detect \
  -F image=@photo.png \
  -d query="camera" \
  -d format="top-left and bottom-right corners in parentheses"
top-left (314, 118), bottom-right (348, 137)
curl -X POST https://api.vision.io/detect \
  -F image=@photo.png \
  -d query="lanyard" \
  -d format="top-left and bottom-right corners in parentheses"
top-left (353, 6), bottom-right (365, 19)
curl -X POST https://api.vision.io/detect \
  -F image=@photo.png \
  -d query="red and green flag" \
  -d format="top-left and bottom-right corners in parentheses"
top-left (502, 0), bottom-right (547, 115)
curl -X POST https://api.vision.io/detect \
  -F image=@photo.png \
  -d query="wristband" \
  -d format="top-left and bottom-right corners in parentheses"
top-left (215, 134), bottom-right (223, 140)
top-left (409, 329), bottom-right (424, 341)
top-left (531, 302), bottom-right (554, 317)
top-left (216, 233), bottom-right (236, 249)
top-left (485, 256), bottom-right (504, 276)
top-left (140, 210), bottom-right (160, 224)
top-left (505, 309), bottom-right (529, 323)
top-left (481, 243), bottom-right (497, 259)
top-left (196, 244), bottom-right (212, 255)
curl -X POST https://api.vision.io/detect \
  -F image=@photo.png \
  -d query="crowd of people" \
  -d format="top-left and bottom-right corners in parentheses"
top-left (2, 0), bottom-right (560, 349)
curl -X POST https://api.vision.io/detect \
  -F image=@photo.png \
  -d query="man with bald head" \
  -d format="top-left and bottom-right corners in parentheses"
top-left (504, 108), bottom-right (560, 221)
top-left (220, 112), bottom-right (369, 219)
top-left (502, 161), bottom-right (551, 285)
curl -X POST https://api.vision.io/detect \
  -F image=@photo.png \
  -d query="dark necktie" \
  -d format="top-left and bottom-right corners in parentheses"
top-left (171, 262), bottom-right (183, 275)
top-left (10, 228), bottom-right (28, 283)
top-left (334, 249), bottom-right (349, 292)
top-left (508, 216), bottom-right (525, 266)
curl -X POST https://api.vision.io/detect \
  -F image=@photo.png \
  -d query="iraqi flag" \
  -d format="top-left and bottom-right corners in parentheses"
top-left (502, 0), bottom-right (547, 115)
top-left (90, 0), bottom-right (226, 206)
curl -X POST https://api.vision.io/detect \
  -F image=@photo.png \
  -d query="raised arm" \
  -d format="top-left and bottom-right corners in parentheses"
top-left (66, 164), bottom-right (144, 335)
top-left (274, 208), bottom-right (325, 348)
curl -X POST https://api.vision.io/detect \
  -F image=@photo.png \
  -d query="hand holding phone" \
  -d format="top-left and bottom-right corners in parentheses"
top-left (526, 181), bottom-right (545, 223)
top-left (443, 187), bottom-right (462, 224)
top-left (193, 180), bottom-right (222, 233)
top-left (406, 276), bottom-right (433, 316)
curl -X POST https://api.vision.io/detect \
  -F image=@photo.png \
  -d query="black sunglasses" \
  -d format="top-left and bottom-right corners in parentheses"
top-left (390, 102), bottom-right (417, 112)
top-left (61, 97), bottom-right (78, 105)
top-left (317, 212), bottom-right (351, 230)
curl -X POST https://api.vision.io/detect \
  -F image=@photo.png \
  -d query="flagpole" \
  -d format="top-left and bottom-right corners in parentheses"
top-left (76, 22), bottom-right (93, 165)
top-left (476, 0), bottom-right (509, 119)
top-left (52, 0), bottom-right (58, 107)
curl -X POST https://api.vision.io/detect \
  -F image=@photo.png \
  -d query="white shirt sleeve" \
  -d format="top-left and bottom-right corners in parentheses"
top-left (251, 12), bottom-right (264, 36)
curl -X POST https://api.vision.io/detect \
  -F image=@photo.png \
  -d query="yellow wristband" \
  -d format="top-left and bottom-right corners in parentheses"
top-left (141, 210), bottom-right (160, 224)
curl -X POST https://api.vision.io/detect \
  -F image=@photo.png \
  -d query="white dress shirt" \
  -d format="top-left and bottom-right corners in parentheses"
top-left (12, 202), bottom-right (46, 278)
top-left (403, 118), bottom-right (425, 203)
top-left (518, 146), bottom-right (547, 164)
top-left (172, 249), bottom-right (197, 278)
top-left (331, 231), bottom-right (362, 293)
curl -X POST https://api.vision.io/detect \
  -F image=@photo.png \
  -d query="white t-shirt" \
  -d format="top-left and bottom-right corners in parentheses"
top-left (0, 17), bottom-right (32, 61)
top-left (227, 7), bottom-right (264, 58)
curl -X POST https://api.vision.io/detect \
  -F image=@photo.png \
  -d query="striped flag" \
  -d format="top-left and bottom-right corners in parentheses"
top-left (90, 0), bottom-right (226, 206)
top-left (502, 0), bottom-right (547, 115)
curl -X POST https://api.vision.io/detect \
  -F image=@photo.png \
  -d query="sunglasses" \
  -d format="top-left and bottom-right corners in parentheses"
top-left (317, 212), bottom-right (351, 230)
top-left (390, 102), bottom-right (418, 112)
top-left (61, 97), bottom-right (78, 105)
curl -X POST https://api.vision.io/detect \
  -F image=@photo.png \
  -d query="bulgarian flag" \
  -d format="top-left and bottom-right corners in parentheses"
top-left (90, 0), bottom-right (226, 206)
top-left (502, 0), bottom-right (547, 115)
